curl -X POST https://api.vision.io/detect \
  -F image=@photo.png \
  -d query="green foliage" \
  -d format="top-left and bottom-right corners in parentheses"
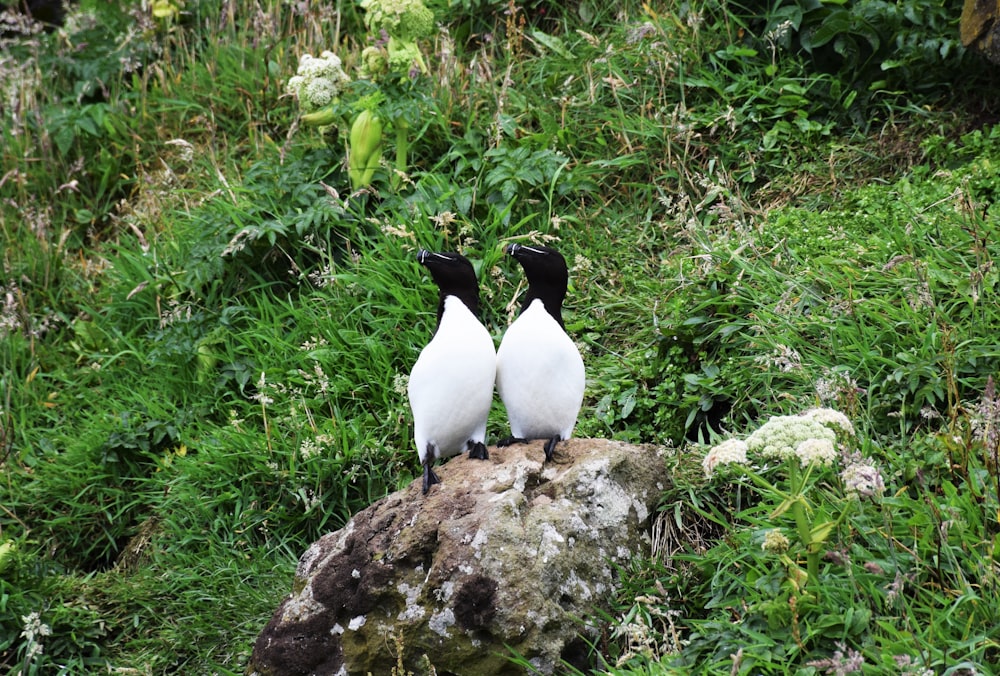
top-left (3, 0), bottom-right (1000, 672)
top-left (606, 398), bottom-right (1000, 673)
top-left (753, 0), bottom-right (969, 92)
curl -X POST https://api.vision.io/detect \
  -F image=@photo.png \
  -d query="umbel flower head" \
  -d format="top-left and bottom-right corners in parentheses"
top-left (746, 414), bottom-right (837, 462)
top-left (360, 0), bottom-right (435, 76)
top-left (703, 407), bottom-right (856, 477)
top-left (702, 438), bottom-right (748, 477)
top-left (286, 51), bottom-right (351, 112)
top-left (793, 437), bottom-right (837, 468)
top-left (802, 407), bottom-right (855, 437)
top-left (762, 529), bottom-right (791, 555)
top-left (840, 455), bottom-right (885, 498)
top-left (360, 0), bottom-right (435, 42)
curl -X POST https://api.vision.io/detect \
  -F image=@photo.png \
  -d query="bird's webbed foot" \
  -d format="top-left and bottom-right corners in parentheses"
top-left (468, 440), bottom-right (489, 460)
top-left (543, 435), bottom-right (562, 462)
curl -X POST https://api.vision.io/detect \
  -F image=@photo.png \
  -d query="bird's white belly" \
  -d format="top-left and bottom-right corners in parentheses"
top-left (409, 316), bottom-right (496, 462)
top-left (497, 310), bottom-right (584, 440)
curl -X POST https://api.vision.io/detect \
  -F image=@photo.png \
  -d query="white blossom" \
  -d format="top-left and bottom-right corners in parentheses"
top-left (702, 438), bottom-right (748, 477)
top-left (803, 407), bottom-right (855, 436)
top-left (794, 437), bottom-right (837, 467)
top-left (746, 414), bottom-right (836, 461)
top-left (840, 461), bottom-right (885, 498)
top-left (762, 529), bottom-right (790, 554)
top-left (286, 50), bottom-right (350, 111)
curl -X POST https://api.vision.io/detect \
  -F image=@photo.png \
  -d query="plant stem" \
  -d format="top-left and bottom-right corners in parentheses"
top-left (393, 118), bottom-right (410, 189)
top-left (787, 461), bottom-right (820, 591)
top-left (791, 497), bottom-right (820, 587)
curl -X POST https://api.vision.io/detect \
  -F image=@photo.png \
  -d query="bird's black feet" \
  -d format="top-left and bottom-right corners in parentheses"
top-left (543, 435), bottom-right (562, 462)
top-left (422, 462), bottom-right (441, 495)
top-left (468, 440), bottom-right (489, 460)
top-left (496, 435), bottom-right (528, 447)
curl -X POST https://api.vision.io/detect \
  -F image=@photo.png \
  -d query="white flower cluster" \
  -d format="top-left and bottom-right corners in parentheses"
top-left (802, 407), bottom-right (855, 437)
top-left (745, 414), bottom-right (837, 462)
top-left (298, 433), bottom-right (336, 462)
top-left (840, 458), bottom-right (885, 498)
top-left (702, 407), bottom-right (863, 477)
top-left (20, 611), bottom-right (51, 662)
top-left (761, 529), bottom-right (791, 555)
top-left (286, 51), bottom-right (350, 111)
top-left (701, 438), bottom-right (748, 477)
top-left (793, 437), bottom-right (837, 468)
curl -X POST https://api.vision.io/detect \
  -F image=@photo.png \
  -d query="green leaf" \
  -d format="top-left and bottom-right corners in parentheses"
top-left (529, 30), bottom-right (575, 59)
top-left (809, 520), bottom-right (835, 546)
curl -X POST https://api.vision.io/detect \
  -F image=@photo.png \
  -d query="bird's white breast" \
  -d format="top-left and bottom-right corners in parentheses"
top-left (496, 299), bottom-right (585, 440)
top-left (409, 296), bottom-right (496, 462)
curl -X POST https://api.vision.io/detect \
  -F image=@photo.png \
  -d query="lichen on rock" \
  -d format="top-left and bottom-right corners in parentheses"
top-left (248, 438), bottom-right (665, 675)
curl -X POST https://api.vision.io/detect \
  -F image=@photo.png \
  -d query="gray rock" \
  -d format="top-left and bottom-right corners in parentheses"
top-left (248, 438), bottom-right (666, 676)
top-left (962, 0), bottom-right (1000, 63)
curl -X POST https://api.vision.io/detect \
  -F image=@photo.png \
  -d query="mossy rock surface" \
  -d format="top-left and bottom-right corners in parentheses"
top-left (248, 439), bottom-right (666, 675)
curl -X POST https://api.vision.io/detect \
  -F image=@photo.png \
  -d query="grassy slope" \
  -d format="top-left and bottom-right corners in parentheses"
top-left (1, 0), bottom-right (999, 673)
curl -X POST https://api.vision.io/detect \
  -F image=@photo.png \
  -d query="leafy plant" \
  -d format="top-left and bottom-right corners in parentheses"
top-left (3, 0), bottom-right (1000, 672)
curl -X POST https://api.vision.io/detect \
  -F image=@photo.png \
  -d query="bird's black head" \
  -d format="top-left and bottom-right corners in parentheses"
top-left (504, 243), bottom-right (569, 327)
top-left (417, 250), bottom-right (481, 326)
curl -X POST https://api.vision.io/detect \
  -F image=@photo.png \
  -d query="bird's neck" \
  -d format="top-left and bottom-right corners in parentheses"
top-left (436, 293), bottom-right (480, 332)
top-left (520, 292), bottom-right (565, 329)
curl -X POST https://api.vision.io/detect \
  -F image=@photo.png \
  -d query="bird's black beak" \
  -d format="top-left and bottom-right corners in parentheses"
top-left (417, 249), bottom-right (430, 264)
top-left (504, 243), bottom-right (520, 256)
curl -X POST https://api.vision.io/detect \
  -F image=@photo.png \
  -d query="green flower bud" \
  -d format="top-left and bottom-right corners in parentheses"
top-left (349, 109), bottom-right (384, 189)
top-left (360, 45), bottom-right (389, 80)
top-left (301, 105), bottom-right (339, 127)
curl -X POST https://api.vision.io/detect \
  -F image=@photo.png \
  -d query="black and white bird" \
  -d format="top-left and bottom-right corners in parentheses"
top-left (408, 250), bottom-right (496, 494)
top-left (496, 243), bottom-right (585, 461)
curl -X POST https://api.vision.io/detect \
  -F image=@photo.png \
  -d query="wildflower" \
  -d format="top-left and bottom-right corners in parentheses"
top-left (572, 254), bottom-right (593, 274)
top-left (840, 460), bottom-right (885, 498)
top-left (765, 19), bottom-right (795, 45)
top-left (919, 405), bottom-right (941, 420)
top-left (429, 211), bottom-right (457, 236)
top-left (300, 336), bottom-right (328, 351)
top-left (310, 362), bottom-right (331, 394)
top-left (252, 372), bottom-right (274, 406)
top-left (761, 529), bottom-right (790, 555)
top-left (971, 375), bottom-right (999, 452)
top-left (745, 414), bottom-right (836, 462)
top-left (308, 265), bottom-right (334, 288)
top-left (299, 438), bottom-right (322, 461)
top-left (625, 21), bottom-right (657, 44)
top-left (884, 571), bottom-right (906, 607)
top-left (392, 373), bottom-right (409, 396)
top-left (701, 438), bottom-right (748, 477)
top-left (894, 655), bottom-right (934, 676)
top-left (360, 45), bottom-right (389, 80)
top-left (802, 407), bottom-right (855, 436)
top-left (360, 0), bottom-right (434, 43)
top-left (794, 437), bottom-right (837, 467)
top-left (286, 51), bottom-right (350, 112)
top-left (360, 0), bottom-right (435, 76)
top-left (0, 283), bottom-right (22, 338)
top-left (806, 641), bottom-right (864, 675)
top-left (20, 612), bottom-right (51, 662)
top-left (380, 221), bottom-right (414, 239)
top-left (754, 344), bottom-right (801, 372)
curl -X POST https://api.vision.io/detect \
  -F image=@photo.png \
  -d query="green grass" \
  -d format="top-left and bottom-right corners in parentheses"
top-left (2, 0), bottom-right (999, 673)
